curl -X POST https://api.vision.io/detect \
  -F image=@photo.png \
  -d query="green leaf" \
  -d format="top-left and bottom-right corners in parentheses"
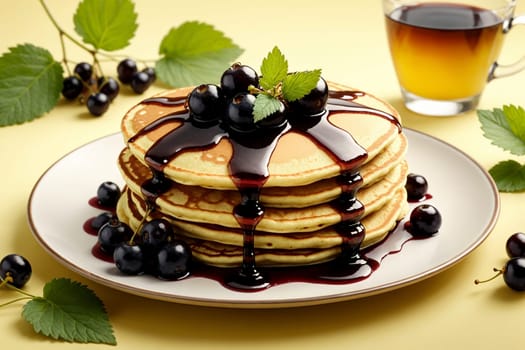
top-left (282, 69), bottom-right (322, 102)
top-left (22, 278), bottom-right (116, 345)
top-left (477, 107), bottom-right (525, 156)
top-left (503, 105), bottom-right (525, 143)
top-left (156, 21), bottom-right (243, 87)
top-left (73, 0), bottom-right (138, 51)
top-left (253, 94), bottom-right (283, 122)
top-left (259, 46), bottom-right (288, 90)
top-left (488, 160), bottom-right (525, 192)
top-left (0, 44), bottom-right (63, 126)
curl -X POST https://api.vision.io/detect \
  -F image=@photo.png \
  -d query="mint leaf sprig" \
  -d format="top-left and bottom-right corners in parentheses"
top-left (478, 105), bottom-right (525, 192)
top-left (0, 276), bottom-right (116, 345)
top-left (0, 0), bottom-right (242, 126)
top-left (249, 46), bottom-right (321, 122)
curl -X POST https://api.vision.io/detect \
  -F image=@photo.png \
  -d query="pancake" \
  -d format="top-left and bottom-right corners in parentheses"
top-left (118, 147), bottom-right (408, 232)
top-left (116, 187), bottom-right (408, 267)
top-left (115, 80), bottom-right (408, 270)
top-left (118, 132), bottom-right (408, 209)
top-left (121, 83), bottom-right (401, 189)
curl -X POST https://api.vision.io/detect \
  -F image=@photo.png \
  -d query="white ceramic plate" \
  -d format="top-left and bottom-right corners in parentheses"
top-left (28, 129), bottom-right (499, 308)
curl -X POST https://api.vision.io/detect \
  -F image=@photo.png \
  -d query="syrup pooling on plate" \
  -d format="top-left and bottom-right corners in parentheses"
top-left (122, 88), bottom-right (402, 290)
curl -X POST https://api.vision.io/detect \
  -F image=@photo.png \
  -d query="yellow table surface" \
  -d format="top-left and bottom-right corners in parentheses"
top-left (2, 0), bottom-right (525, 349)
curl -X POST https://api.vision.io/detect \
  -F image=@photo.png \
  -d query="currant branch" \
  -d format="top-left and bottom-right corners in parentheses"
top-left (38, 0), bottom-right (157, 117)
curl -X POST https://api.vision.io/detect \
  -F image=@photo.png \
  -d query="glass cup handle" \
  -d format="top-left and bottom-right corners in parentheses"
top-left (488, 14), bottom-right (525, 81)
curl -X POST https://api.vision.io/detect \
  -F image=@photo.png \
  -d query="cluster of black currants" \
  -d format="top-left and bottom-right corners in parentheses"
top-left (61, 58), bottom-right (156, 117)
top-left (92, 182), bottom-right (191, 281)
top-left (404, 173), bottom-right (442, 237)
top-left (187, 63), bottom-right (329, 134)
top-left (0, 254), bottom-right (32, 289)
top-left (475, 232), bottom-right (525, 291)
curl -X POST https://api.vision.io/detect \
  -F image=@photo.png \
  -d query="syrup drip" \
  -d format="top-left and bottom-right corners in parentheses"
top-left (145, 122), bottom-right (227, 172)
top-left (328, 91), bottom-right (402, 132)
top-left (123, 90), bottom-right (401, 291)
top-left (226, 126), bottom-right (290, 289)
top-left (84, 208), bottom-right (418, 290)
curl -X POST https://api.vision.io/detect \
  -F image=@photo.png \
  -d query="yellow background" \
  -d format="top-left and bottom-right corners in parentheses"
top-left (1, 0), bottom-right (525, 349)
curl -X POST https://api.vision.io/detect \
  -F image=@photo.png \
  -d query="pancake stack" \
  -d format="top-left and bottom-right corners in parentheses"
top-left (116, 82), bottom-right (408, 268)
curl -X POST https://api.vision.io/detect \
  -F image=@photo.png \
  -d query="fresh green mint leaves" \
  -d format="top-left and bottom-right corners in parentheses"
top-left (252, 46), bottom-right (321, 122)
top-left (0, 0), bottom-right (242, 126)
top-left (478, 105), bottom-right (525, 192)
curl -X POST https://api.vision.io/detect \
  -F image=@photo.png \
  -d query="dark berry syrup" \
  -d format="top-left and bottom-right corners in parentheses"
top-left (86, 90), bottom-right (413, 292)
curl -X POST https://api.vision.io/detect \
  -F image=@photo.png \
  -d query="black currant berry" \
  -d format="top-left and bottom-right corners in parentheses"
top-left (142, 67), bottom-right (156, 83)
top-left (74, 62), bottom-right (93, 82)
top-left (61, 76), bottom-right (83, 100)
top-left (154, 241), bottom-right (192, 280)
top-left (0, 254), bottom-right (32, 288)
top-left (97, 181), bottom-right (121, 208)
top-left (506, 232), bottom-right (525, 258)
top-left (98, 76), bottom-right (120, 102)
top-left (289, 76), bottom-right (328, 116)
top-left (220, 63), bottom-right (259, 97)
top-left (130, 71), bottom-right (154, 94)
top-left (140, 219), bottom-right (174, 249)
top-left (408, 204), bottom-right (442, 237)
top-left (90, 212), bottom-right (115, 232)
top-left (86, 92), bottom-right (110, 116)
top-left (98, 218), bottom-right (133, 255)
top-left (226, 93), bottom-right (257, 133)
top-left (188, 84), bottom-right (224, 123)
top-left (117, 58), bottom-right (138, 84)
top-left (255, 100), bottom-right (287, 130)
top-left (405, 173), bottom-right (428, 201)
top-left (503, 257), bottom-right (525, 291)
top-left (113, 242), bottom-right (145, 275)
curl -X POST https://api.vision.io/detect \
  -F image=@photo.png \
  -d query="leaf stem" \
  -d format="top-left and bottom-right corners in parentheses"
top-left (39, 0), bottom-right (93, 54)
top-left (39, 0), bottom-right (155, 71)
top-left (0, 296), bottom-right (33, 308)
top-left (0, 276), bottom-right (37, 298)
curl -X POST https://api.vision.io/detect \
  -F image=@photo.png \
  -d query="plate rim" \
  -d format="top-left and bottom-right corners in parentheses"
top-left (26, 128), bottom-right (500, 308)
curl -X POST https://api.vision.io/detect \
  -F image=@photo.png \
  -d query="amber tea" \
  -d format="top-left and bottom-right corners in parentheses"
top-left (385, 3), bottom-right (505, 102)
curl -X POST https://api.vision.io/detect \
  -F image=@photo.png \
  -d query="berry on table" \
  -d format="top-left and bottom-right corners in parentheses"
top-left (142, 67), bottom-right (156, 83)
top-left (503, 257), bottom-right (525, 291)
top-left (506, 232), bottom-right (525, 258)
top-left (86, 92), bottom-right (110, 116)
top-left (74, 62), bottom-right (93, 82)
top-left (61, 76), bottom-right (84, 100)
top-left (130, 71), bottom-right (154, 94)
top-left (98, 76), bottom-right (120, 102)
top-left (117, 58), bottom-right (138, 84)
top-left (476, 257), bottom-right (525, 291)
top-left (0, 254), bottom-right (32, 288)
